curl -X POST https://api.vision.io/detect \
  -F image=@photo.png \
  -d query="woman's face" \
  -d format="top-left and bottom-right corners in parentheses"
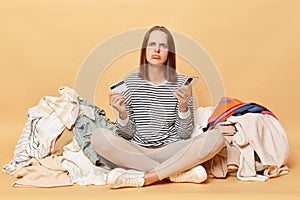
top-left (146, 30), bottom-right (169, 66)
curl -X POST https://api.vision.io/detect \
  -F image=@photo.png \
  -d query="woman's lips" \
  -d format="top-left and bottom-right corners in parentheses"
top-left (152, 55), bottom-right (161, 59)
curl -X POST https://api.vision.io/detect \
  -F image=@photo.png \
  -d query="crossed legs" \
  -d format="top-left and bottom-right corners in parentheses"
top-left (91, 128), bottom-right (225, 185)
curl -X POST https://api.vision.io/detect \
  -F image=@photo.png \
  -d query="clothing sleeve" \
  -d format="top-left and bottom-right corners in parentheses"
top-left (73, 123), bottom-right (100, 165)
top-left (175, 95), bottom-right (194, 139)
top-left (115, 89), bottom-right (136, 140)
top-left (73, 109), bottom-right (117, 167)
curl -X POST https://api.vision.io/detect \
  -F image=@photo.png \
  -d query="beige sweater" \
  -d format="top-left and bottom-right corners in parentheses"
top-left (203, 113), bottom-right (289, 180)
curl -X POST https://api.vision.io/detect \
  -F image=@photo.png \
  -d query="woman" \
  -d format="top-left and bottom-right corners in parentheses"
top-left (91, 26), bottom-right (224, 188)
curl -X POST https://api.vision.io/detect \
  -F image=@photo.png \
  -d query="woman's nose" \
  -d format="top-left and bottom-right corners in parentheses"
top-left (154, 44), bottom-right (160, 52)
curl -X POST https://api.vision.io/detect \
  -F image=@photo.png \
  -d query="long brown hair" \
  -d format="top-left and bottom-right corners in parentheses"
top-left (138, 26), bottom-right (177, 82)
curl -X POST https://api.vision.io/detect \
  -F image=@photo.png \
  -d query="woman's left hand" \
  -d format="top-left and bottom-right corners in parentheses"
top-left (173, 85), bottom-right (192, 112)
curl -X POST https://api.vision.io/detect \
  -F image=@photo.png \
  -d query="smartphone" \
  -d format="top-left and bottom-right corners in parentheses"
top-left (183, 76), bottom-right (199, 86)
top-left (110, 80), bottom-right (127, 93)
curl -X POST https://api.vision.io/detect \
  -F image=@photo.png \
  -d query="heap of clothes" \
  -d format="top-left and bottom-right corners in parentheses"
top-left (2, 87), bottom-right (289, 187)
top-left (193, 97), bottom-right (289, 181)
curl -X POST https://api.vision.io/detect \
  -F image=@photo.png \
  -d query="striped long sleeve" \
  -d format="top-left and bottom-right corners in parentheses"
top-left (115, 73), bottom-right (194, 148)
top-left (176, 96), bottom-right (194, 139)
top-left (116, 103), bottom-right (136, 140)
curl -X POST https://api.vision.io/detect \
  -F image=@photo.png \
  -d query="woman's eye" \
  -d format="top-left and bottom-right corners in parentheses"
top-left (148, 42), bottom-right (156, 47)
top-left (160, 44), bottom-right (167, 49)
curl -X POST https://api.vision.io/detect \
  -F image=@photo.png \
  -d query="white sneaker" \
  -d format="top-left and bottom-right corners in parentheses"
top-left (107, 168), bottom-right (145, 189)
top-left (169, 165), bottom-right (207, 183)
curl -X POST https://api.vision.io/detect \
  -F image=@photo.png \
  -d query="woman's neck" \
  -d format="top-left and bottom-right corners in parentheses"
top-left (148, 64), bottom-right (166, 84)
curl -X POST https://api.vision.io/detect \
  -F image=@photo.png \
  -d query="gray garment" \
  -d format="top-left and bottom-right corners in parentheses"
top-left (73, 99), bottom-right (117, 168)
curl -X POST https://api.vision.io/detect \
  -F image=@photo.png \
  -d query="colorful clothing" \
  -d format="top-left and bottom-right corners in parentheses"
top-left (204, 97), bottom-right (276, 131)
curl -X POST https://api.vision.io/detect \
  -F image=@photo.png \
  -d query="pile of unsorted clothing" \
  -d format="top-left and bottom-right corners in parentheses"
top-left (193, 97), bottom-right (289, 181)
top-left (2, 86), bottom-right (117, 187)
top-left (2, 89), bottom-right (289, 187)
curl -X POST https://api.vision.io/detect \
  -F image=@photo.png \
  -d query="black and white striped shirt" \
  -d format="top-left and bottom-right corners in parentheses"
top-left (116, 73), bottom-right (194, 148)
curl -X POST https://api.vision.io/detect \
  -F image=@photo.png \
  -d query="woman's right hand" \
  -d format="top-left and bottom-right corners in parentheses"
top-left (109, 93), bottom-right (127, 120)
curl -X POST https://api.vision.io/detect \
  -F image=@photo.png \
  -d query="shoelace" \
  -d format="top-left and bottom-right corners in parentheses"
top-left (176, 171), bottom-right (195, 181)
top-left (113, 173), bottom-right (144, 188)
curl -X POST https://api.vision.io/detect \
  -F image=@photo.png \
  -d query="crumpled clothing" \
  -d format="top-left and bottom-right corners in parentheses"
top-left (13, 155), bottom-right (72, 188)
top-left (228, 113), bottom-right (289, 179)
top-left (233, 123), bottom-right (269, 181)
top-left (192, 106), bottom-right (215, 137)
top-left (39, 86), bottom-right (84, 129)
top-left (29, 106), bottom-right (65, 158)
top-left (203, 113), bottom-right (289, 180)
top-left (3, 87), bottom-right (94, 175)
top-left (73, 99), bottom-right (117, 167)
top-left (3, 106), bottom-right (65, 174)
top-left (61, 140), bottom-right (109, 186)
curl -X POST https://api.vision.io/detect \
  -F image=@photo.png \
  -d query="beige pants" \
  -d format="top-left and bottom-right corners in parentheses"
top-left (91, 128), bottom-right (224, 180)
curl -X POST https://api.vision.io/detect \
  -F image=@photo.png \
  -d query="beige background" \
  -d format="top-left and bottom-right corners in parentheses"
top-left (0, 0), bottom-right (299, 199)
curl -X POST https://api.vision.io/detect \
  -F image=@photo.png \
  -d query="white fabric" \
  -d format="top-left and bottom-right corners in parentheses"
top-left (192, 106), bottom-right (215, 137)
top-left (3, 106), bottom-right (64, 175)
top-left (3, 86), bottom-right (94, 175)
top-left (61, 139), bottom-right (109, 186)
top-left (178, 108), bottom-right (191, 119)
top-left (228, 113), bottom-right (289, 178)
top-left (39, 86), bottom-right (80, 129)
top-left (2, 109), bottom-right (37, 174)
top-left (31, 109), bottom-right (65, 158)
top-left (79, 104), bottom-right (95, 120)
top-left (117, 116), bottom-right (129, 126)
top-left (233, 124), bottom-right (269, 181)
